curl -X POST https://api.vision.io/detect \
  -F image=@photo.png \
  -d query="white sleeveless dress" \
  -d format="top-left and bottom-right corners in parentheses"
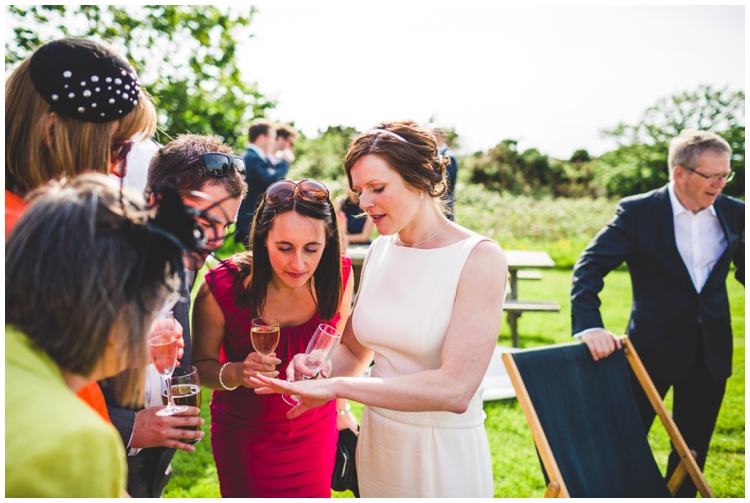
top-left (353, 234), bottom-right (495, 498)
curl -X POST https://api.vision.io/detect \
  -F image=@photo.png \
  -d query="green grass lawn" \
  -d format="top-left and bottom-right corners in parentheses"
top-left (165, 269), bottom-right (744, 498)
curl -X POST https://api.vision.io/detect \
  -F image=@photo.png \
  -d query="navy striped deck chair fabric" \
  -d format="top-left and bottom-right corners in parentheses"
top-left (512, 343), bottom-right (671, 497)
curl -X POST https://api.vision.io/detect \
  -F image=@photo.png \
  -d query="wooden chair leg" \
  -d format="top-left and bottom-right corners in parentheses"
top-left (621, 337), bottom-right (714, 498)
top-left (667, 449), bottom-right (697, 496)
top-left (544, 481), bottom-right (560, 498)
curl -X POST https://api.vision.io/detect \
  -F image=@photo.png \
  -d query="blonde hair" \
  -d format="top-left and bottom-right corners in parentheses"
top-left (5, 57), bottom-right (157, 196)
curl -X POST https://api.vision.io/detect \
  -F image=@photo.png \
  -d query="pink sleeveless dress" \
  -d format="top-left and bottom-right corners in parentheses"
top-left (205, 254), bottom-right (351, 498)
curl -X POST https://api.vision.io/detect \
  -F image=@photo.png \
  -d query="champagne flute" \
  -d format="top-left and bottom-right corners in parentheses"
top-left (163, 366), bottom-right (202, 444)
top-left (283, 324), bottom-right (342, 406)
top-left (251, 316), bottom-right (280, 357)
top-left (150, 312), bottom-right (188, 416)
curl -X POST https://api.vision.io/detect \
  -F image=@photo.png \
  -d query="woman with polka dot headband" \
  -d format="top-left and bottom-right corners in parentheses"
top-left (5, 37), bottom-right (157, 238)
top-left (5, 37), bottom-right (157, 423)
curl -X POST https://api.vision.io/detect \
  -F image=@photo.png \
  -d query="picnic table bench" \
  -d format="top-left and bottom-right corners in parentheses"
top-left (503, 250), bottom-right (561, 348)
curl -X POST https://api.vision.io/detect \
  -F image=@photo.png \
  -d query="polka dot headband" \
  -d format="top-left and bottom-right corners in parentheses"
top-left (28, 38), bottom-right (141, 123)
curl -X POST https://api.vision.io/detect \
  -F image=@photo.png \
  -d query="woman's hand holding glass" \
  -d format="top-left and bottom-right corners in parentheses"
top-left (150, 312), bottom-right (188, 416)
top-left (228, 316), bottom-right (282, 389)
top-left (151, 316), bottom-right (185, 364)
top-left (231, 351), bottom-right (282, 388)
top-left (277, 323), bottom-right (342, 407)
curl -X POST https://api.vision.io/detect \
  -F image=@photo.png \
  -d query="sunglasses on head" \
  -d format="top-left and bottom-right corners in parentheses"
top-left (110, 140), bottom-right (134, 178)
top-left (264, 179), bottom-right (330, 204)
top-left (179, 152), bottom-right (246, 177)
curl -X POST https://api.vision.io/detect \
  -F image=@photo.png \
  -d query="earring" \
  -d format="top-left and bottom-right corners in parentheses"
top-left (420, 192), bottom-right (424, 200)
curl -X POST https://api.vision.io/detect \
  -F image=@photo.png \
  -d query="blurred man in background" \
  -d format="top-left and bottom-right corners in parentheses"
top-left (435, 129), bottom-right (459, 221)
top-left (237, 119), bottom-right (288, 245)
top-left (268, 122), bottom-right (298, 170)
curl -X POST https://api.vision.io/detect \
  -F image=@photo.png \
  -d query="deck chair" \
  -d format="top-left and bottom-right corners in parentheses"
top-left (502, 336), bottom-right (714, 498)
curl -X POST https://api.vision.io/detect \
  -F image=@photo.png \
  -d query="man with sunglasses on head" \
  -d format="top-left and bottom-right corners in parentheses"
top-left (570, 129), bottom-right (744, 497)
top-left (100, 134), bottom-right (248, 498)
top-left (236, 118), bottom-right (289, 246)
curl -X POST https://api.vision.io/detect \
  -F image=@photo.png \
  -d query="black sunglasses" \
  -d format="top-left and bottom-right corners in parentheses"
top-left (179, 152), bottom-right (246, 177)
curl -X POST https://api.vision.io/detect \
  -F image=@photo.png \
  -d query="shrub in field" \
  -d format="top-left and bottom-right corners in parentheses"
top-left (453, 183), bottom-right (617, 267)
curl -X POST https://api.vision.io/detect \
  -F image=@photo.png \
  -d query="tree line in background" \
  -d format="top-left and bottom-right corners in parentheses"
top-left (7, 6), bottom-right (744, 200)
top-left (291, 85), bottom-right (744, 200)
top-left (6, 5), bottom-right (274, 149)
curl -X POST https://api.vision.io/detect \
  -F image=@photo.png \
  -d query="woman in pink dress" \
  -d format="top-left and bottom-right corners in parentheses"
top-left (192, 179), bottom-right (356, 497)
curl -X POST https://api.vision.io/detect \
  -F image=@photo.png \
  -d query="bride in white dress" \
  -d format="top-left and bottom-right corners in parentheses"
top-left (252, 120), bottom-right (507, 497)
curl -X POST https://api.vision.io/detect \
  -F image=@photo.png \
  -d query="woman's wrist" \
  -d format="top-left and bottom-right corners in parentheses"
top-left (219, 362), bottom-right (239, 390)
top-left (331, 377), bottom-right (346, 402)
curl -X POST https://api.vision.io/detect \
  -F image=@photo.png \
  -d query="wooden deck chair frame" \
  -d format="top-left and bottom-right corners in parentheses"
top-left (502, 336), bottom-right (714, 498)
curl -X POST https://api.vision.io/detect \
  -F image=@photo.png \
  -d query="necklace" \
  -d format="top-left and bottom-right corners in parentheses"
top-left (396, 220), bottom-right (452, 248)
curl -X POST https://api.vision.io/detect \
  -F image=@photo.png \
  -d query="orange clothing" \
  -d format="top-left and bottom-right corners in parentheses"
top-left (5, 190), bottom-right (27, 241)
top-left (76, 382), bottom-right (111, 423)
top-left (6, 190), bottom-right (112, 423)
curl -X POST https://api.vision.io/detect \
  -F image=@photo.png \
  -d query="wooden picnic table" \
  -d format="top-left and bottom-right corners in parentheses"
top-left (502, 250), bottom-right (560, 348)
top-left (503, 250), bottom-right (555, 301)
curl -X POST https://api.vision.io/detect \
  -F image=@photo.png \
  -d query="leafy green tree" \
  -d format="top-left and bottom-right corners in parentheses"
top-left (290, 125), bottom-right (361, 182)
top-left (598, 84), bottom-right (744, 198)
top-left (6, 5), bottom-right (273, 150)
top-left (465, 139), bottom-right (524, 193)
top-left (570, 149), bottom-right (591, 164)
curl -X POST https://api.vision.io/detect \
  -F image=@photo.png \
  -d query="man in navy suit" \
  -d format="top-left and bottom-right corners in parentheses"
top-left (236, 119), bottom-right (289, 245)
top-left (435, 129), bottom-right (459, 221)
top-left (571, 129), bottom-right (744, 497)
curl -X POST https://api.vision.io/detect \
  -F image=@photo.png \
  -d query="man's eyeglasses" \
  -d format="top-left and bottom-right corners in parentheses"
top-left (264, 179), bottom-right (330, 204)
top-left (179, 152), bottom-right (246, 177)
top-left (110, 140), bottom-right (134, 178)
top-left (683, 166), bottom-right (735, 183)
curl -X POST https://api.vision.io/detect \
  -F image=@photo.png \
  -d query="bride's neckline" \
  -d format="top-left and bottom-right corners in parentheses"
top-left (387, 233), bottom-right (476, 251)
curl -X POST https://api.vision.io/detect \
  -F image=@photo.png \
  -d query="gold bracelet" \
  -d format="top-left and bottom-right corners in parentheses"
top-left (219, 362), bottom-right (238, 391)
top-left (336, 403), bottom-right (351, 416)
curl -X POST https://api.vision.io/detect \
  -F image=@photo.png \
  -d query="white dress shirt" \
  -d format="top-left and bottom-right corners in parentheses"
top-left (667, 182), bottom-right (727, 293)
top-left (575, 183), bottom-right (727, 338)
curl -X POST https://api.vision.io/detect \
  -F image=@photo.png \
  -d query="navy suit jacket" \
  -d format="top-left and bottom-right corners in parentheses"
top-left (236, 147), bottom-right (289, 244)
top-left (571, 185), bottom-right (744, 382)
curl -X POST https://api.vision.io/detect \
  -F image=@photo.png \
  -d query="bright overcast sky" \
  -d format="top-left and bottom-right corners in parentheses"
top-left (241, 3), bottom-right (744, 159)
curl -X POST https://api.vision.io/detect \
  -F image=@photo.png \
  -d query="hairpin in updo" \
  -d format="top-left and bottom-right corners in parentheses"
top-left (368, 129), bottom-right (408, 143)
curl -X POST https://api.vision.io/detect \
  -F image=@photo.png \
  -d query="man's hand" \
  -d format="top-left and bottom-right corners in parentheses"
top-left (129, 406), bottom-right (204, 452)
top-left (580, 329), bottom-right (622, 361)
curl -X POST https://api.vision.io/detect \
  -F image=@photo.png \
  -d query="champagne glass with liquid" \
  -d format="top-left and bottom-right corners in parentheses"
top-left (250, 316), bottom-right (280, 357)
top-left (163, 366), bottom-right (202, 444)
top-left (150, 312), bottom-right (188, 416)
top-left (283, 324), bottom-right (342, 406)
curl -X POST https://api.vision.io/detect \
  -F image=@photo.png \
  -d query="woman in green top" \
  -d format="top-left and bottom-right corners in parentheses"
top-left (5, 174), bottom-right (194, 497)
